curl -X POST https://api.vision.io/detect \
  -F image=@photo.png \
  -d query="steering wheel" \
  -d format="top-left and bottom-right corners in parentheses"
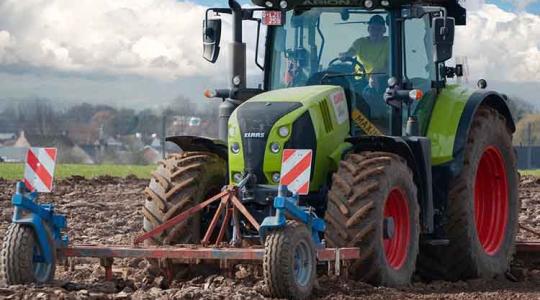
top-left (328, 56), bottom-right (368, 80)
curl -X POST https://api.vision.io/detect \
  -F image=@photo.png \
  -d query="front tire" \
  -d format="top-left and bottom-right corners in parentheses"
top-left (263, 221), bottom-right (316, 300)
top-left (325, 152), bottom-right (419, 286)
top-left (0, 224), bottom-right (56, 284)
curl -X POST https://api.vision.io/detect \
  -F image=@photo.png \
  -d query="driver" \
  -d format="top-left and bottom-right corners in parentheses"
top-left (339, 15), bottom-right (389, 77)
top-left (339, 15), bottom-right (389, 120)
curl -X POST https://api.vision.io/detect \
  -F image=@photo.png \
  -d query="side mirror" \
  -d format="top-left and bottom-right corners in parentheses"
top-left (432, 16), bottom-right (455, 63)
top-left (202, 18), bottom-right (222, 63)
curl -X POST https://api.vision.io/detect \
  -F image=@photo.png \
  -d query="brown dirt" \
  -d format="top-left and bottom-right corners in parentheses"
top-left (0, 175), bottom-right (539, 299)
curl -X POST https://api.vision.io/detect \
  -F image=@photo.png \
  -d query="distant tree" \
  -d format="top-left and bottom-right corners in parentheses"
top-left (514, 114), bottom-right (540, 146)
top-left (507, 96), bottom-right (536, 123)
top-left (134, 109), bottom-right (161, 136)
top-left (65, 103), bottom-right (115, 123)
top-left (105, 108), bottom-right (138, 136)
top-left (15, 98), bottom-right (60, 135)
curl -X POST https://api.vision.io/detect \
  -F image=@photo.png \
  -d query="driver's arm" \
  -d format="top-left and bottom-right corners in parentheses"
top-left (339, 38), bottom-right (361, 59)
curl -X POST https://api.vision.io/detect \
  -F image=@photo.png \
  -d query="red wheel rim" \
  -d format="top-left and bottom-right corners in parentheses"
top-left (474, 146), bottom-right (508, 256)
top-left (383, 188), bottom-right (410, 270)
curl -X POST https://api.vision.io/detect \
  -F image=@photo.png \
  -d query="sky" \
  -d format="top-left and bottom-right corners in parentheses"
top-left (0, 0), bottom-right (538, 109)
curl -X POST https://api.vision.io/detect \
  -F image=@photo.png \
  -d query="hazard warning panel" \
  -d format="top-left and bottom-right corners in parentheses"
top-left (280, 149), bottom-right (313, 195)
top-left (23, 147), bottom-right (57, 193)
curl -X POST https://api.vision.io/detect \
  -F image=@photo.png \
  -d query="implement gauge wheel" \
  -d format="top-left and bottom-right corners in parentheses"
top-left (142, 151), bottom-right (227, 275)
top-left (0, 224), bottom-right (56, 284)
top-left (417, 105), bottom-right (519, 281)
top-left (264, 220), bottom-right (316, 300)
top-left (325, 152), bottom-right (419, 286)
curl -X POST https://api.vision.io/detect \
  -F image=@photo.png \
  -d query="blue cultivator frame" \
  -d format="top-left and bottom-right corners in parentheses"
top-left (260, 185), bottom-right (326, 247)
top-left (10, 181), bottom-right (68, 264)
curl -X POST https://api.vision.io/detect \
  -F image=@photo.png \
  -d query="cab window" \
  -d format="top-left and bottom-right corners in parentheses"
top-left (403, 15), bottom-right (436, 92)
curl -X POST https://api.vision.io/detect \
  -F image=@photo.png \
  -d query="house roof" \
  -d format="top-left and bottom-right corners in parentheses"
top-left (0, 133), bottom-right (16, 140)
top-left (0, 147), bottom-right (28, 162)
top-left (24, 134), bottom-right (74, 148)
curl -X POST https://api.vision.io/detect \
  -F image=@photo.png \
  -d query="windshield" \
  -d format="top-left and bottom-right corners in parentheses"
top-left (268, 8), bottom-right (391, 133)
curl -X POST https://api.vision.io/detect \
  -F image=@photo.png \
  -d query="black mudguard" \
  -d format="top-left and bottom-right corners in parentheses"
top-left (166, 135), bottom-right (228, 160)
top-left (451, 90), bottom-right (515, 175)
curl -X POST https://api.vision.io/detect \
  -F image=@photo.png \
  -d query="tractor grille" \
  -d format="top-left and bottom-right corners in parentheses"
top-left (237, 101), bottom-right (302, 184)
top-left (318, 100), bottom-right (334, 133)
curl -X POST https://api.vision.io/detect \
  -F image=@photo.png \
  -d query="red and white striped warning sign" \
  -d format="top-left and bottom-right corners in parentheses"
top-left (23, 147), bottom-right (57, 193)
top-left (279, 149), bottom-right (312, 195)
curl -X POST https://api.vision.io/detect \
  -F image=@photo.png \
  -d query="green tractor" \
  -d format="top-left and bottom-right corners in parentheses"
top-left (142, 0), bottom-right (518, 297)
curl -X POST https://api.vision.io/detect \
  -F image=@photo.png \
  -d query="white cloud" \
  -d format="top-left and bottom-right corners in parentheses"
top-left (503, 0), bottom-right (540, 11)
top-left (462, 0), bottom-right (486, 11)
top-left (0, 30), bottom-right (16, 64)
top-left (0, 0), bottom-right (538, 85)
top-left (454, 3), bottom-right (540, 82)
top-left (0, 0), bottom-right (219, 79)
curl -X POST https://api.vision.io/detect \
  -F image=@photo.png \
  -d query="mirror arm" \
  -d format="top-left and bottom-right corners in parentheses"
top-left (439, 7), bottom-right (448, 37)
top-left (204, 8), bottom-right (232, 39)
top-left (205, 8), bottom-right (232, 25)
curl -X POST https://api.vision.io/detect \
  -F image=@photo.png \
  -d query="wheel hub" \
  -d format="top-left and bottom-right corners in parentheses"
top-left (383, 188), bottom-right (410, 270)
top-left (474, 146), bottom-right (509, 256)
top-left (383, 217), bottom-right (395, 239)
top-left (293, 240), bottom-right (312, 287)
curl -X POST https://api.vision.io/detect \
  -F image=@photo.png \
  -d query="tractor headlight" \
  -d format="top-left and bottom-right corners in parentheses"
top-left (381, 0), bottom-right (390, 6)
top-left (364, 0), bottom-right (374, 9)
top-left (231, 142), bottom-right (240, 154)
top-left (272, 172), bottom-right (281, 183)
top-left (270, 142), bottom-right (280, 154)
top-left (278, 126), bottom-right (289, 138)
top-left (233, 172), bottom-right (244, 183)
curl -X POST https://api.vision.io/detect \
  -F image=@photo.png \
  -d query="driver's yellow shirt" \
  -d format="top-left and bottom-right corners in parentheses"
top-left (347, 36), bottom-right (389, 74)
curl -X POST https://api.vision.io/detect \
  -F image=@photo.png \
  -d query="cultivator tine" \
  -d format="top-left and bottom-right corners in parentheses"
top-left (231, 207), bottom-right (242, 246)
top-left (216, 207), bottom-right (233, 245)
top-left (134, 188), bottom-right (232, 245)
top-left (100, 258), bottom-right (114, 281)
top-left (231, 195), bottom-right (260, 231)
top-left (202, 194), bottom-right (230, 245)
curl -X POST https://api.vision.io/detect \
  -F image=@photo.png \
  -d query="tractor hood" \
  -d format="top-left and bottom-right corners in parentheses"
top-left (227, 85), bottom-right (350, 187)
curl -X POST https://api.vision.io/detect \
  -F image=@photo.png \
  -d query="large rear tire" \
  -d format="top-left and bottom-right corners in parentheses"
top-left (325, 152), bottom-right (419, 286)
top-left (142, 152), bottom-right (227, 273)
top-left (0, 224), bottom-right (56, 284)
top-left (417, 105), bottom-right (519, 280)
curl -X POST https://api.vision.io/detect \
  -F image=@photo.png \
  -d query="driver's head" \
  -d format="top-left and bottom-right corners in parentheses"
top-left (367, 15), bottom-right (386, 39)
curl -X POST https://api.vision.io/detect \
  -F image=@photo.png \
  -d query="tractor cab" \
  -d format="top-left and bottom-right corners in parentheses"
top-left (203, 0), bottom-right (463, 138)
top-left (264, 3), bottom-right (461, 137)
top-left (267, 8), bottom-right (394, 133)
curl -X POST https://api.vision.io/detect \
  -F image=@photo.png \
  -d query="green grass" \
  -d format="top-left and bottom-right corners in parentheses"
top-left (0, 163), bottom-right (154, 180)
top-left (1, 162), bottom-right (536, 181)
top-left (520, 169), bottom-right (540, 177)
